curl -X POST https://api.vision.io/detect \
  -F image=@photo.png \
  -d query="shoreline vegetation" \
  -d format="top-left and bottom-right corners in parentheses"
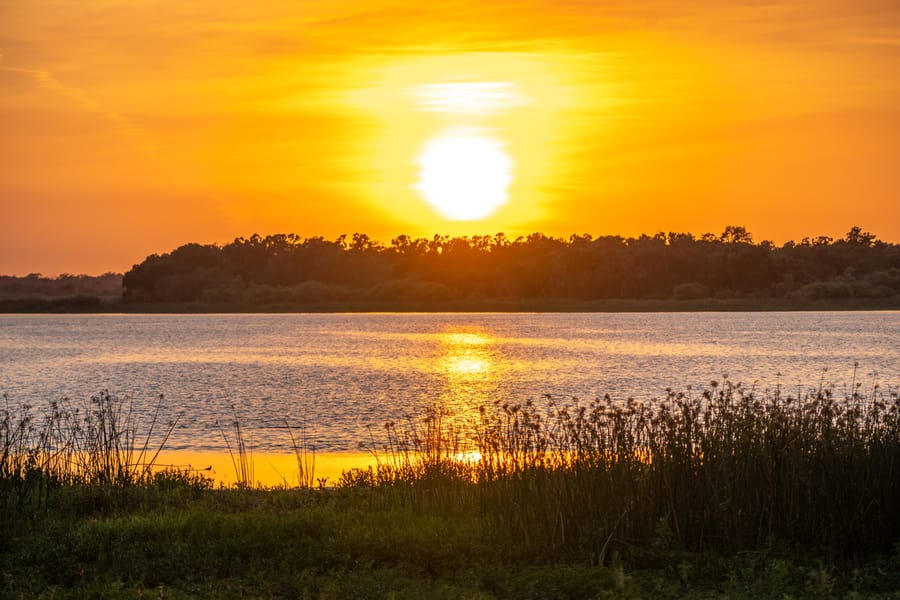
top-left (2, 381), bottom-right (899, 597)
top-left (3, 295), bottom-right (900, 314)
top-left (3, 226), bottom-right (900, 313)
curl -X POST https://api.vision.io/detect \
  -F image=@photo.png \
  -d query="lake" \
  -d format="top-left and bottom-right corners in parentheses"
top-left (2, 312), bottom-right (898, 460)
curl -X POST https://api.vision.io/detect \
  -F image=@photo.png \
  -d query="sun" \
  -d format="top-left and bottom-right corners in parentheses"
top-left (347, 52), bottom-right (573, 231)
top-left (415, 128), bottom-right (514, 221)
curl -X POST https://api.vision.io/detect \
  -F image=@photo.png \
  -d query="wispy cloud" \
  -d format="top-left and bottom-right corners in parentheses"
top-left (0, 53), bottom-right (145, 138)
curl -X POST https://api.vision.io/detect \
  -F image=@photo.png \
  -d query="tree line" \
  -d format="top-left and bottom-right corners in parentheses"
top-left (0, 273), bottom-right (122, 299)
top-left (120, 226), bottom-right (900, 306)
top-left (0, 273), bottom-right (122, 311)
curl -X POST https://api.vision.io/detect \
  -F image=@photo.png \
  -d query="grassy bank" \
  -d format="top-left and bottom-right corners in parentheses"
top-left (4, 485), bottom-right (900, 598)
top-left (2, 383), bottom-right (900, 598)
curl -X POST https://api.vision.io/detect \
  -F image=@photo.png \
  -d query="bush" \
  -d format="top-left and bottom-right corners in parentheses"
top-left (793, 280), bottom-right (854, 299)
top-left (672, 282), bottom-right (711, 300)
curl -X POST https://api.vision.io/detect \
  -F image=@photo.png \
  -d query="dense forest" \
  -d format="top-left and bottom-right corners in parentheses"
top-left (118, 226), bottom-right (900, 308)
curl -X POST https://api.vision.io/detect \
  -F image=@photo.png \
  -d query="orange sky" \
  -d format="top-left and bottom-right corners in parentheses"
top-left (1, 0), bottom-right (899, 275)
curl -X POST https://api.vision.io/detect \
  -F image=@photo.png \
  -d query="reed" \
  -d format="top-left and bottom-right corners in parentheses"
top-left (0, 391), bottom-right (179, 484)
top-left (216, 405), bottom-right (255, 488)
top-left (3, 377), bottom-right (898, 562)
top-left (2, 381), bottom-right (899, 597)
top-left (359, 380), bottom-right (900, 561)
top-left (286, 417), bottom-right (316, 489)
top-left (0, 391), bottom-right (183, 519)
top-left (65, 391), bottom-right (181, 486)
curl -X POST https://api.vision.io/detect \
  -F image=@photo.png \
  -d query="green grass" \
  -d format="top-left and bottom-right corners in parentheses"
top-left (2, 381), bottom-right (899, 598)
top-left (3, 485), bottom-right (899, 598)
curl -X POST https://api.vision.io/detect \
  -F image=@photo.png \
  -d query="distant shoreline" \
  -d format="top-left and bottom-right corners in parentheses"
top-left (2, 296), bottom-right (899, 313)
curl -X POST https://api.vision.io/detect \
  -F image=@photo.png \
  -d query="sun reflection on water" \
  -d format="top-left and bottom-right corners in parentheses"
top-left (442, 332), bottom-right (492, 346)
top-left (438, 331), bottom-right (495, 379)
top-left (444, 356), bottom-right (490, 376)
top-left (454, 450), bottom-right (483, 463)
top-left (433, 329), bottom-right (504, 428)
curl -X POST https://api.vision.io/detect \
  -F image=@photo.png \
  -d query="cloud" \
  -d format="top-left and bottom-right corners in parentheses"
top-left (0, 58), bottom-right (147, 139)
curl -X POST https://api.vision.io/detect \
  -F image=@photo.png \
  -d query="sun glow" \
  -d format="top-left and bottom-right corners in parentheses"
top-left (415, 128), bottom-right (513, 221)
top-left (348, 52), bottom-right (572, 233)
top-left (411, 82), bottom-right (522, 221)
top-left (412, 81), bottom-right (530, 114)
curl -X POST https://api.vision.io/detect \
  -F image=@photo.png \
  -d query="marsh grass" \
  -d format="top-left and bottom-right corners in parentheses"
top-left (286, 418), bottom-right (317, 488)
top-left (2, 378), bottom-right (899, 564)
top-left (216, 405), bottom-right (255, 488)
top-left (0, 391), bottom-right (180, 485)
top-left (2, 381), bottom-right (900, 597)
top-left (0, 391), bottom-right (188, 524)
top-left (355, 379), bottom-right (900, 561)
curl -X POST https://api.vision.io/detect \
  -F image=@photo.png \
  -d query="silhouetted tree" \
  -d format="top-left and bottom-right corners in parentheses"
top-left (119, 226), bottom-right (900, 306)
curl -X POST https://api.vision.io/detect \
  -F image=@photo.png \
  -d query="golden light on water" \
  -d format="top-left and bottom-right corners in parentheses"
top-left (435, 329), bottom-right (500, 424)
top-left (160, 330), bottom-right (504, 487)
top-left (442, 332), bottom-right (492, 346)
top-left (454, 450), bottom-right (484, 463)
top-left (156, 451), bottom-right (377, 489)
top-left (439, 331), bottom-right (495, 378)
top-left (445, 355), bottom-right (491, 376)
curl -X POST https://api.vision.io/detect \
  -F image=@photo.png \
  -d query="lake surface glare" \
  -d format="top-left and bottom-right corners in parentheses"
top-left (2, 312), bottom-right (897, 456)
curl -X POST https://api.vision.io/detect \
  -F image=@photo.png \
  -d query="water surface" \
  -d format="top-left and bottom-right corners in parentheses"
top-left (2, 312), bottom-right (897, 455)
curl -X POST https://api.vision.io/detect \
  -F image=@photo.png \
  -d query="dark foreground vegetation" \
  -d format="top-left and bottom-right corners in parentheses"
top-left (2, 379), bottom-right (900, 598)
top-left (116, 225), bottom-right (900, 310)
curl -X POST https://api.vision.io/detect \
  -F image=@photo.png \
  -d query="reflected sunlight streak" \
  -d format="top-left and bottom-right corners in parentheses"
top-left (438, 330), bottom-right (495, 379)
top-left (442, 332), bottom-right (493, 346)
top-left (445, 355), bottom-right (491, 376)
top-left (454, 450), bottom-right (484, 463)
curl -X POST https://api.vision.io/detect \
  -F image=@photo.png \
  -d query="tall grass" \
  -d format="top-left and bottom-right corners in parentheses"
top-left (356, 379), bottom-right (900, 561)
top-left (0, 391), bottom-right (184, 518)
top-left (3, 378), bottom-right (898, 562)
top-left (216, 406), bottom-right (255, 488)
top-left (0, 391), bottom-right (180, 485)
top-left (286, 418), bottom-right (317, 489)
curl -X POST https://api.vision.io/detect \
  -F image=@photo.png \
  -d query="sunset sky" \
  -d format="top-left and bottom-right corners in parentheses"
top-left (2, 0), bottom-right (899, 275)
